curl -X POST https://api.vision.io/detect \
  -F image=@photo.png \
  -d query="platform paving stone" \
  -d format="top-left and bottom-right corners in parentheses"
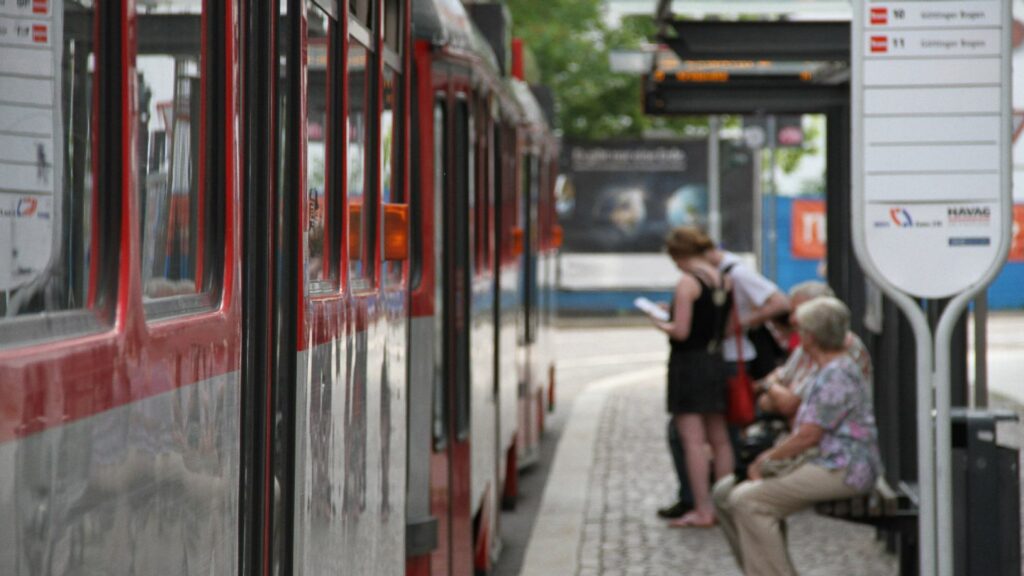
top-left (575, 377), bottom-right (899, 576)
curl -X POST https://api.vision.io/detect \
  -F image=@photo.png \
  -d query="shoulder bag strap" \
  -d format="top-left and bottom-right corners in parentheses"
top-left (729, 290), bottom-right (747, 379)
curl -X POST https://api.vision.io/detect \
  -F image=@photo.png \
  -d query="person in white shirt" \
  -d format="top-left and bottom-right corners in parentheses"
top-left (716, 251), bottom-right (790, 379)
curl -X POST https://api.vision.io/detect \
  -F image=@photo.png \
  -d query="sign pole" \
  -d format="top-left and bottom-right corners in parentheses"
top-left (933, 5), bottom-right (1013, 573)
top-left (852, 2), bottom-right (1011, 574)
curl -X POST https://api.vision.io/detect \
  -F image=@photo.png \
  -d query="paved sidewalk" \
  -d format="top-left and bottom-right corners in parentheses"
top-left (521, 369), bottom-right (898, 576)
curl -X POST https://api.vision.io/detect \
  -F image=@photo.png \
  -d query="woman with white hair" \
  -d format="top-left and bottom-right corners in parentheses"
top-left (724, 297), bottom-right (882, 576)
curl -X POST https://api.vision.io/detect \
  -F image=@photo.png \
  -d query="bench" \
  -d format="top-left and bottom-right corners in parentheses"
top-left (814, 477), bottom-right (917, 527)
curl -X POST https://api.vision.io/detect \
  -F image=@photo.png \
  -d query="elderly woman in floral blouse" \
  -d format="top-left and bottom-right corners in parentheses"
top-left (725, 296), bottom-right (881, 576)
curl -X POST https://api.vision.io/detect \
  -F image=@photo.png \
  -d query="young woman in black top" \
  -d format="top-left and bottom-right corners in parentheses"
top-left (650, 227), bottom-right (735, 527)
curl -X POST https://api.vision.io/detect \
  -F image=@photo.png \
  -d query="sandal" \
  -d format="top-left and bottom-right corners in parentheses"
top-left (668, 511), bottom-right (717, 528)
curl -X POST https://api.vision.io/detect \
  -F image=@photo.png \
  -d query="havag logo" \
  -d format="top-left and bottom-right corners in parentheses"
top-left (17, 198), bottom-right (38, 217)
top-left (947, 205), bottom-right (991, 226)
top-left (889, 208), bottom-right (912, 228)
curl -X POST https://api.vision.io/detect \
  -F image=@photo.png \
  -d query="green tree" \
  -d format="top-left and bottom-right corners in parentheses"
top-left (505, 2), bottom-right (701, 140)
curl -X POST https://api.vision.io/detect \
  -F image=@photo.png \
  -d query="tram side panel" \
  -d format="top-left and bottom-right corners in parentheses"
top-left (406, 41), bottom-right (439, 576)
top-left (0, 1), bottom-right (243, 574)
top-left (290, 1), bottom-right (408, 573)
top-left (468, 96), bottom-right (500, 571)
top-left (407, 49), bottom-right (475, 576)
top-left (496, 125), bottom-right (523, 493)
top-left (534, 152), bottom-right (560, 417)
top-left (516, 143), bottom-right (543, 468)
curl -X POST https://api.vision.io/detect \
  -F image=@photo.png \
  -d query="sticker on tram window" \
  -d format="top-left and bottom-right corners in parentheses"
top-left (0, 0), bottom-right (62, 293)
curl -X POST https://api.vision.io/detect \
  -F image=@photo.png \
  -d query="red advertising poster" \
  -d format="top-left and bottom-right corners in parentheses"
top-left (791, 199), bottom-right (826, 259)
top-left (1010, 205), bottom-right (1024, 262)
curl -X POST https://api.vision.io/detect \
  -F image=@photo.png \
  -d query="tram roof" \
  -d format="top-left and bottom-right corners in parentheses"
top-left (412, 0), bottom-right (500, 73)
top-left (509, 79), bottom-right (547, 129)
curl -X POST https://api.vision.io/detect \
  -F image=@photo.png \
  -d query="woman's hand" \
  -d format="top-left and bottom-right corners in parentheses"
top-left (748, 452), bottom-right (770, 481)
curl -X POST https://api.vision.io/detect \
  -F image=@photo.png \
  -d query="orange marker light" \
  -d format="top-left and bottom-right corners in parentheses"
top-left (349, 201), bottom-right (362, 260)
top-left (552, 225), bottom-right (564, 249)
top-left (384, 203), bottom-right (409, 261)
top-left (512, 227), bottom-right (524, 256)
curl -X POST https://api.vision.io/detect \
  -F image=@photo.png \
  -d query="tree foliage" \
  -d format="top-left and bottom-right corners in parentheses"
top-left (505, 1), bottom-right (700, 140)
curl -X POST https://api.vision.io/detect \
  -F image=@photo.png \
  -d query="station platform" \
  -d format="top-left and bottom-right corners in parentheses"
top-left (515, 317), bottom-right (1024, 575)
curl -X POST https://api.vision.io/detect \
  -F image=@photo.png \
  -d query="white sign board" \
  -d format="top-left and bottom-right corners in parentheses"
top-left (0, 0), bottom-right (61, 292)
top-left (853, 1), bottom-right (1011, 298)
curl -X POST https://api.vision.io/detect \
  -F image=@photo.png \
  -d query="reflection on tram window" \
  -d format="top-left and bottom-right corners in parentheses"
top-left (347, 41), bottom-right (374, 290)
top-left (381, 66), bottom-right (402, 284)
top-left (0, 1), bottom-right (96, 321)
top-left (306, 0), bottom-right (336, 292)
top-left (137, 0), bottom-right (207, 301)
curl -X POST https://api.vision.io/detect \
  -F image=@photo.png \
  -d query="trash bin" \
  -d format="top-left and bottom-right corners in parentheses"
top-left (951, 408), bottom-right (1020, 576)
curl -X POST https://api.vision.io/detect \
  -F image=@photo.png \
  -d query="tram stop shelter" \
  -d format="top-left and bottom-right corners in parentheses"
top-left (646, 2), bottom-right (1019, 575)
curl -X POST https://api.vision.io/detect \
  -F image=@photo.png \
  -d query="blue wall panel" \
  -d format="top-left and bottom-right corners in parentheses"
top-left (764, 196), bottom-right (1024, 310)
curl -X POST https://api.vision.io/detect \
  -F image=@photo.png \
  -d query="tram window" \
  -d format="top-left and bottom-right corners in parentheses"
top-left (409, 67), bottom-right (423, 290)
top-left (454, 99), bottom-right (470, 440)
top-left (0, 0), bottom-right (111, 332)
top-left (432, 100), bottom-right (448, 449)
top-left (347, 40), bottom-right (375, 290)
top-left (479, 113), bottom-right (494, 272)
top-left (490, 124), bottom-right (501, 270)
top-left (465, 102), bottom-right (476, 274)
top-left (383, 0), bottom-right (401, 53)
top-left (349, 0), bottom-right (372, 30)
top-left (305, 0), bottom-right (339, 293)
top-left (472, 107), bottom-right (484, 273)
top-left (525, 154), bottom-right (540, 344)
top-left (137, 0), bottom-right (223, 313)
top-left (381, 66), bottom-right (402, 284)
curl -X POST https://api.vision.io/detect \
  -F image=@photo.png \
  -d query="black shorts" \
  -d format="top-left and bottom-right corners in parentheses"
top-left (667, 349), bottom-right (726, 415)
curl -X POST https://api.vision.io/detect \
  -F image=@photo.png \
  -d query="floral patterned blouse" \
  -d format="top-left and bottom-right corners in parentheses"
top-left (795, 355), bottom-right (882, 492)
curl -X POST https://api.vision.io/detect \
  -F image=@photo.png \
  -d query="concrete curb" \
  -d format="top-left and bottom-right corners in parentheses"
top-left (519, 366), bottom-right (667, 576)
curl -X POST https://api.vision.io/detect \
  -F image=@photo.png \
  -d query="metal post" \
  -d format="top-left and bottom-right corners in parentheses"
top-left (902, 301), bottom-right (937, 576)
top-left (973, 294), bottom-right (988, 408)
top-left (766, 115), bottom-right (778, 281)
top-left (708, 116), bottom-right (722, 244)
top-left (935, 291), bottom-right (981, 576)
top-left (752, 134), bottom-right (763, 269)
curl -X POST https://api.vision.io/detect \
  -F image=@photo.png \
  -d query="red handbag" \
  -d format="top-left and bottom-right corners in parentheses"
top-left (726, 304), bottom-right (756, 426)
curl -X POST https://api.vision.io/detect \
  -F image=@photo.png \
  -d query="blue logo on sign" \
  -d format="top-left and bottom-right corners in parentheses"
top-left (889, 208), bottom-right (912, 228)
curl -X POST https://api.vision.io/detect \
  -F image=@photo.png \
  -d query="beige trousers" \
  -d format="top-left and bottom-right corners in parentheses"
top-left (711, 473), bottom-right (745, 571)
top-left (719, 464), bottom-right (861, 576)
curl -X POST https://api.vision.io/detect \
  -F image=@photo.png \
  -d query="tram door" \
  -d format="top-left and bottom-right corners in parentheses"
top-left (428, 73), bottom-right (474, 575)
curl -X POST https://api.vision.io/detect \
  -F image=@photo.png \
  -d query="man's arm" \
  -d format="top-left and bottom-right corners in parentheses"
top-left (743, 291), bottom-right (789, 330)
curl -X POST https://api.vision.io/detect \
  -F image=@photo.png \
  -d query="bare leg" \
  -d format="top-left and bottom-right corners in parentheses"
top-left (705, 412), bottom-right (735, 481)
top-left (674, 413), bottom-right (715, 523)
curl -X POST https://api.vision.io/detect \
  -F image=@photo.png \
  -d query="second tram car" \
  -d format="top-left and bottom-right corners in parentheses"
top-left (406, 1), bottom-right (559, 574)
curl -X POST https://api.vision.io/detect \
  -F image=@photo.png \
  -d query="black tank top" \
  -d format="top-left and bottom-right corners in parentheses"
top-left (668, 274), bottom-right (731, 355)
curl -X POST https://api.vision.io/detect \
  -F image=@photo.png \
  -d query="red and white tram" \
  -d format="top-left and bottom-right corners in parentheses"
top-left (405, 2), bottom-right (560, 574)
top-left (0, 0), bottom-right (557, 574)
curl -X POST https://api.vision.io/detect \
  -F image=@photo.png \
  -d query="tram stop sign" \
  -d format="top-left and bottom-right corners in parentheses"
top-left (852, 0), bottom-right (1013, 299)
